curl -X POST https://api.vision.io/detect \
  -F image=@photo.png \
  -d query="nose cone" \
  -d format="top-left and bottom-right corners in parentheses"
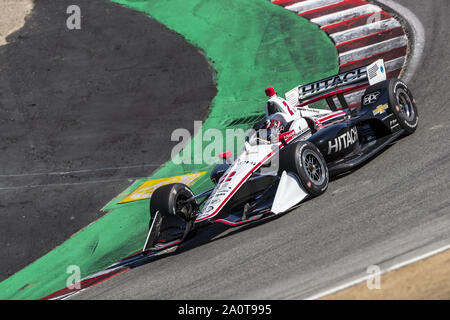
top-left (265, 87), bottom-right (276, 97)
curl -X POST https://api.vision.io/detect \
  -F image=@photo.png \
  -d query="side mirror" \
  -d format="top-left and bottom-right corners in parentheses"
top-left (219, 151), bottom-right (233, 164)
top-left (219, 151), bottom-right (232, 159)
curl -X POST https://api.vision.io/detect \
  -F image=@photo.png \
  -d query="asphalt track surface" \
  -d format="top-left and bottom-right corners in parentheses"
top-left (70, 0), bottom-right (450, 299)
top-left (0, 0), bottom-right (216, 281)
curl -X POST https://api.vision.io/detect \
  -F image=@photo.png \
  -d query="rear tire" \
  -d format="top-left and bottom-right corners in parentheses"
top-left (279, 141), bottom-right (329, 197)
top-left (388, 79), bottom-right (419, 135)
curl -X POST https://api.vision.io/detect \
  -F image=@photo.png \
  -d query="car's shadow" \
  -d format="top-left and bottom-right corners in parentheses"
top-left (123, 213), bottom-right (285, 269)
top-left (329, 140), bottom-right (397, 182)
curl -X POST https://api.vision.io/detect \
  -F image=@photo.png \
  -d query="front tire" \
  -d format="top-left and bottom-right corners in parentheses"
top-left (150, 183), bottom-right (196, 224)
top-left (147, 183), bottom-right (197, 245)
top-left (279, 141), bottom-right (329, 197)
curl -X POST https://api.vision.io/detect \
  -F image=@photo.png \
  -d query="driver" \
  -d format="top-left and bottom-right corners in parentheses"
top-left (248, 87), bottom-right (312, 145)
top-left (262, 87), bottom-right (317, 140)
top-left (260, 119), bottom-right (284, 143)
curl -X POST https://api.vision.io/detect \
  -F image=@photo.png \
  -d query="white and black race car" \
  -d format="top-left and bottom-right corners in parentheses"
top-left (142, 59), bottom-right (419, 253)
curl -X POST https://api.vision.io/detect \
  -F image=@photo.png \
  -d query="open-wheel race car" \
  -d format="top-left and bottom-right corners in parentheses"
top-left (142, 59), bottom-right (419, 253)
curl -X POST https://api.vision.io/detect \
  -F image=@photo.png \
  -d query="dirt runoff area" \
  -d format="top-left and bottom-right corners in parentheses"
top-left (323, 249), bottom-right (450, 300)
top-left (0, 0), bottom-right (34, 45)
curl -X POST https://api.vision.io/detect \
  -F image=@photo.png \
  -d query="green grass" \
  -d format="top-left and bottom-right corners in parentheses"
top-left (0, 0), bottom-right (338, 299)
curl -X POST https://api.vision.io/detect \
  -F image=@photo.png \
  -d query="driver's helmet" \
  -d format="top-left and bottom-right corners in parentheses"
top-left (260, 119), bottom-right (284, 142)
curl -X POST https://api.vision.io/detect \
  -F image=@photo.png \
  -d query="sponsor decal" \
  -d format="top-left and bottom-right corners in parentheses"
top-left (300, 107), bottom-right (324, 114)
top-left (118, 172), bottom-right (206, 204)
top-left (218, 183), bottom-right (229, 190)
top-left (299, 66), bottom-right (367, 100)
top-left (238, 158), bottom-right (256, 165)
top-left (405, 116), bottom-right (419, 129)
top-left (299, 128), bottom-right (311, 136)
top-left (373, 104), bottom-right (389, 116)
top-left (282, 100), bottom-right (295, 116)
top-left (328, 127), bottom-right (358, 155)
top-left (297, 143), bottom-right (309, 167)
top-left (299, 132), bottom-right (312, 141)
top-left (314, 117), bottom-right (324, 130)
top-left (393, 81), bottom-right (406, 94)
top-left (390, 119), bottom-right (398, 129)
top-left (280, 130), bottom-right (295, 141)
top-left (363, 91), bottom-right (380, 105)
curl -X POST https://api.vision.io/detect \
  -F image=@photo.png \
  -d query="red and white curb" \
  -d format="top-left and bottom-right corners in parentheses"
top-left (271, 0), bottom-right (409, 109)
top-left (41, 266), bottom-right (129, 300)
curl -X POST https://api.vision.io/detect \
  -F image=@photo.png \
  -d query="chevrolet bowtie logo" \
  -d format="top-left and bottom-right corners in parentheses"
top-left (373, 104), bottom-right (388, 116)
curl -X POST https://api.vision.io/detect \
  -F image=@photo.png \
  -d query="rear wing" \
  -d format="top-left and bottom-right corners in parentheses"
top-left (285, 59), bottom-right (387, 111)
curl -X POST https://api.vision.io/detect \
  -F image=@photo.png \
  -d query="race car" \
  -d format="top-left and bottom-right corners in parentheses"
top-left (142, 59), bottom-right (419, 253)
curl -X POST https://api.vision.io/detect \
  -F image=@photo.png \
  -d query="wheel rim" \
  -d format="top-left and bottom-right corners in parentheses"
top-left (301, 150), bottom-right (326, 185)
top-left (396, 88), bottom-right (415, 121)
top-left (175, 195), bottom-right (193, 220)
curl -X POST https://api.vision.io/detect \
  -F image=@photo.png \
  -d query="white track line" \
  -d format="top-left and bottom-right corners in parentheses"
top-left (286, 0), bottom-right (342, 13)
top-left (305, 244), bottom-right (450, 300)
top-left (311, 4), bottom-right (381, 27)
top-left (0, 164), bottom-right (162, 178)
top-left (51, 265), bottom-right (127, 300)
top-left (52, 290), bottom-right (86, 300)
top-left (0, 177), bottom-right (140, 190)
top-left (331, 18), bottom-right (401, 44)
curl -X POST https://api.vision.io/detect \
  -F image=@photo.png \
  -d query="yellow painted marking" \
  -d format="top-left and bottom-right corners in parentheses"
top-left (119, 172), bottom-right (206, 204)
